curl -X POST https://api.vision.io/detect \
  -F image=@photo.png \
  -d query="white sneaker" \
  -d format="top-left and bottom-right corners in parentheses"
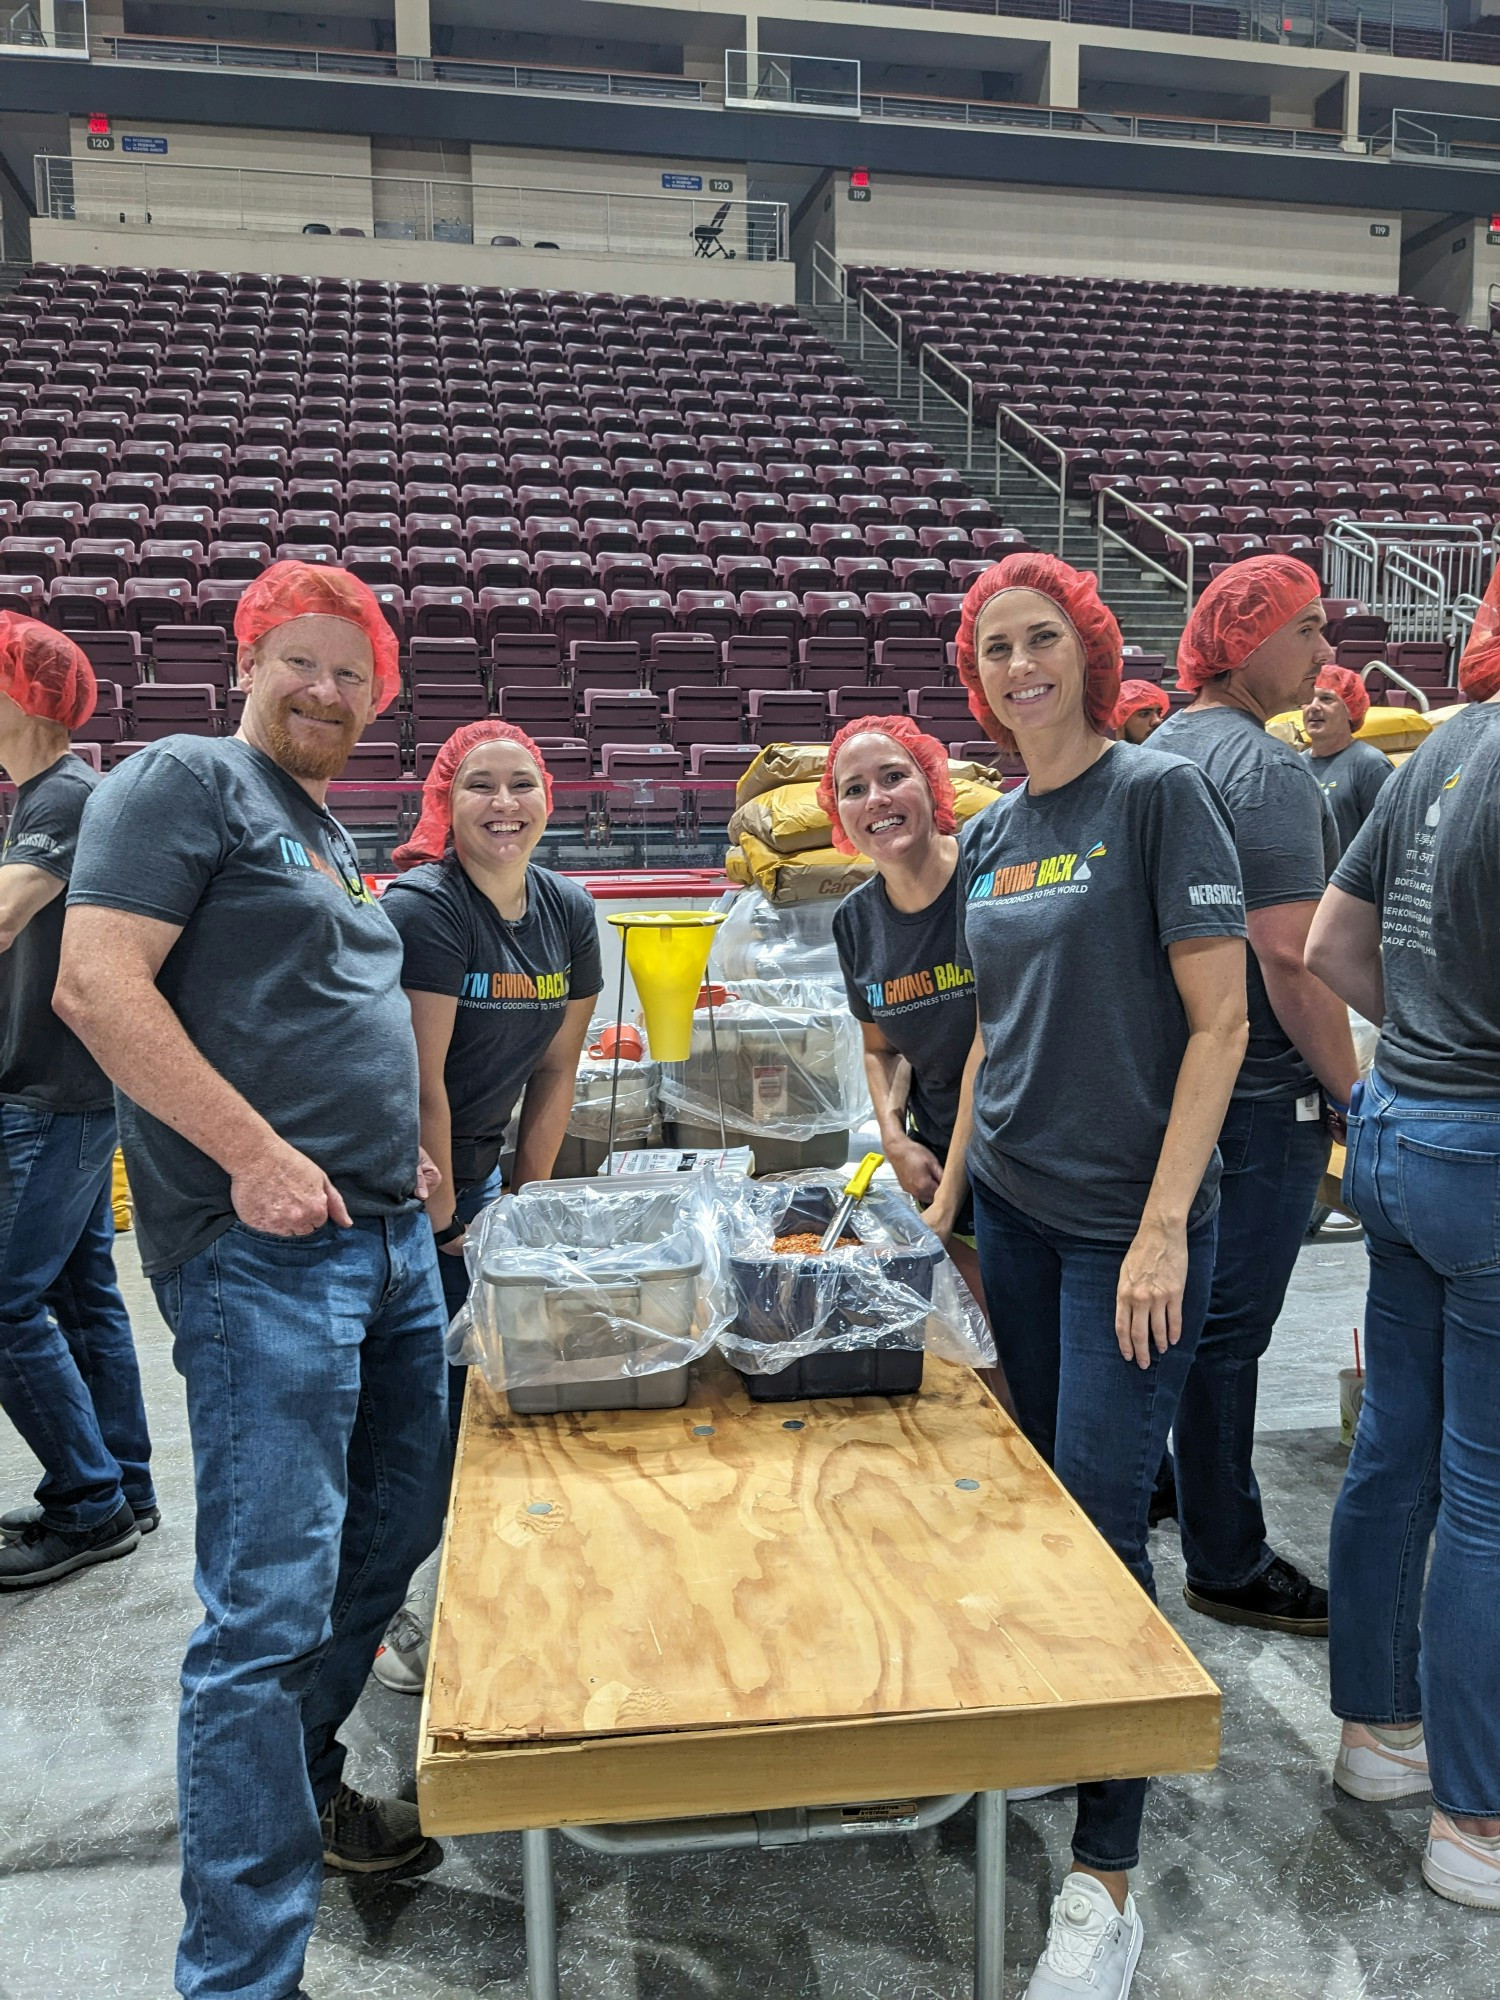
top-left (1023, 1871), bottom-right (1144, 1998)
top-left (372, 1603), bottom-right (429, 1695)
top-left (1423, 1811), bottom-right (1500, 1910)
top-left (1333, 1723), bottom-right (1431, 1802)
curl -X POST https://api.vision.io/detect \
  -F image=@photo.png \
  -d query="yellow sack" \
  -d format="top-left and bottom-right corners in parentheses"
top-left (735, 743), bottom-right (830, 808)
top-left (728, 782), bottom-right (830, 855)
top-left (954, 777), bottom-right (1002, 822)
top-left (731, 832), bottom-right (874, 904)
top-left (1267, 710), bottom-right (1311, 750)
top-left (1424, 702), bottom-right (1470, 729)
top-left (111, 1149), bottom-right (133, 1234)
top-left (1357, 706), bottom-right (1430, 754)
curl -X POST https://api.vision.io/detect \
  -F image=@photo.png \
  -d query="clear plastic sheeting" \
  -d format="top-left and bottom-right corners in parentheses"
top-left (710, 888), bottom-right (845, 993)
top-left (567, 1016), bottom-right (661, 1143)
top-left (659, 994), bottom-right (867, 1141)
top-left (449, 1175), bottom-right (728, 1396)
top-left (715, 1171), bottom-right (996, 1378)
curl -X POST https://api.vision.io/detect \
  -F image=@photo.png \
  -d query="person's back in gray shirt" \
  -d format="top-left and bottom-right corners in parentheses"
top-left (68, 736), bottom-right (420, 1275)
top-left (1308, 738), bottom-right (1392, 856)
top-left (1154, 704), bottom-right (1338, 1101)
top-left (1333, 703), bottom-right (1500, 1098)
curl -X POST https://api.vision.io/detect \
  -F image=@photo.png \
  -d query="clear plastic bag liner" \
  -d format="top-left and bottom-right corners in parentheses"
top-left (657, 996), bottom-right (868, 1141)
top-left (567, 1010), bottom-right (661, 1141)
top-left (711, 888), bottom-right (845, 991)
top-left (710, 1169), bottom-right (996, 1376)
top-left (447, 1174), bottom-right (730, 1391)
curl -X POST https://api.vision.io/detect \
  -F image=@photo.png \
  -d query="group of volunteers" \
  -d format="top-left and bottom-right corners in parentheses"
top-left (0, 535), bottom-right (1493, 2000)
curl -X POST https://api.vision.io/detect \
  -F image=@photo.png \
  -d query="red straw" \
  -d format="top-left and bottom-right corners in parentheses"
top-left (1353, 1326), bottom-right (1362, 1377)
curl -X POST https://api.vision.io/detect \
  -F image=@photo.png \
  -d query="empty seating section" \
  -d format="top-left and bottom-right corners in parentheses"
top-left (858, 266), bottom-right (1500, 611)
top-left (0, 263), bottom-right (1017, 818)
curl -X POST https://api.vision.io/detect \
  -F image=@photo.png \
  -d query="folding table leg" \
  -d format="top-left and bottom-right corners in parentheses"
top-left (522, 1825), bottom-right (560, 2000)
top-left (974, 1790), bottom-right (1007, 2000)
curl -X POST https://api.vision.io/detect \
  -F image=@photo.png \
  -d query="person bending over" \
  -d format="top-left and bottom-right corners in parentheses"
top-left (56, 562), bottom-right (450, 2000)
top-left (372, 719), bottom-right (601, 1692)
top-left (1306, 577), bottom-right (1500, 1912)
top-left (928, 554), bottom-right (1249, 2000)
top-left (0, 614), bottom-right (155, 1591)
top-left (1114, 678), bottom-right (1169, 745)
top-left (1302, 663), bottom-right (1392, 856)
top-left (1153, 557), bottom-right (1359, 1637)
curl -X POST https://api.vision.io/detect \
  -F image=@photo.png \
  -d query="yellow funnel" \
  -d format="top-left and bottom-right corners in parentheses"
top-left (608, 911), bottom-right (724, 1064)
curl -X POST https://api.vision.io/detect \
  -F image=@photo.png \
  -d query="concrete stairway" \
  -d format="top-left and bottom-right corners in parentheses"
top-left (808, 302), bottom-right (1189, 666)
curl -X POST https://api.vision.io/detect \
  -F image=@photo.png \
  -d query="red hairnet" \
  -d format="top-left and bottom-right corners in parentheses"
top-left (1315, 665), bottom-right (1370, 731)
top-left (1115, 678), bottom-right (1170, 728)
top-left (955, 554), bottom-right (1122, 751)
top-left (391, 721), bottom-right (553, 871)
top-left (234, 560), bottom-right (400, 714)
top-left (817, 714), bottom-right (958, 856)
top-left (1175, 554), bottom-right (1323, 693)
top-left (0, 612), bottom-right (95, 729)
top-left (1457, 561), bottom-right (1500, 703)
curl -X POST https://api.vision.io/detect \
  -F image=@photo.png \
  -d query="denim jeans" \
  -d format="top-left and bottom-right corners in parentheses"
top-left (971, 1174), bottom-right (1216, 1874)
top-left (442, 1168), bottom-right (502, 1451)
top-left (151, 1209), bottom-right (449, 2000)
top-left (1329, 1070), bottom-right (1500, 1821)
top-left (0, 1103), bottom-right (153, 1530)
top-left (1173, 1094), bottom-right (1330, 1591)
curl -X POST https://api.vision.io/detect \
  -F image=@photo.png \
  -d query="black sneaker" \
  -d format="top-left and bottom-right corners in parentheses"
top-left (318, 1783), bottom-right (442, 1876)
top-left (1184, 1555), bottom-right (1329, 1636)
top-left (0, 1502), bottom-right (141, 1590)
top-left (1148, 1458), bottom-right (1178, 1527)
top-left (1, 1500), bottom-right (159, 1543)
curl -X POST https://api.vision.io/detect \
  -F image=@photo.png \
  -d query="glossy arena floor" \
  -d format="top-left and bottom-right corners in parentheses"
top-left (2, 1232), bottom-right (1492, 2000)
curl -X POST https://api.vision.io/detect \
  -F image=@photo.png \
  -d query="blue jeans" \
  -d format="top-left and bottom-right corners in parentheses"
top-left (1329, 1070), bottom-right (1500, 1820)
top-left (151, 1210), bottom-right (449, 2000)
top-left (0, 1103), bottom-right (153, 1530)
top-left (1173, 1094), bottom-right (1330, 1590)
top-left (971, 1174), bottom-right (1216, 1874)
top-left (442, 1169), bottom-right (501, 1450)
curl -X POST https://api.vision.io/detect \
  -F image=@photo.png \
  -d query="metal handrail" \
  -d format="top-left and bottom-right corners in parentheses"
top-left (1095, 486), bottom-right (1196, 609)
top-left (859, 92), bottom-right (1345, 153)
top-left (809, 240), bottom-right (851, 342)
top-left (917, 346), bottom-right (975, 470)
top-left (1359, 659), bottom-right (1429, 712)
top-left (996, 407), bottom-right (1071, 556)
top-left (855, 286), bottom-right (907, 403)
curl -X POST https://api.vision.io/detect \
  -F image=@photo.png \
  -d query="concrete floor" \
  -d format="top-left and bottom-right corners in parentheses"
top-left (2, 1229), bottom-right (1493, 2000)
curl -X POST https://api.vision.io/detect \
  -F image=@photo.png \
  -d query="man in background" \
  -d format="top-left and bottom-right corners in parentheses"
top-left (1303, 665), bottom-right (1393, 856)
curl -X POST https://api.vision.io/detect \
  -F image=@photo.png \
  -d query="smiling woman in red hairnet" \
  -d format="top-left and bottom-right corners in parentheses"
top-left (929, 554), bottom-right (1249, 1984)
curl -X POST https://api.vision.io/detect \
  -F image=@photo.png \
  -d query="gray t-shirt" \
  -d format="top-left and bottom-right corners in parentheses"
top-left (1332, 702), bottom-right (1500, 1098)
top-left (957, 743), bottom-right (1247, 1241)
top-left (68, 736), bottom-right (420, 1275)
top-left (1309, 739), bottom-right (1393, 856)
top-left (1154, 704), bottom-right (1339, 1102)
top-left (832, 866), bottom-right (975, 1151)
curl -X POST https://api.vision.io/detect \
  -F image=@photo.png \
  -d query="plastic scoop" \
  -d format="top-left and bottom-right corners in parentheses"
top-left (819, 1151), bottom-right (884, 1254)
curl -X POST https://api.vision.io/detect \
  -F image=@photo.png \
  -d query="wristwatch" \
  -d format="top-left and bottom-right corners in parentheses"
top-left (432, 1217), bottom-right (467, 1246)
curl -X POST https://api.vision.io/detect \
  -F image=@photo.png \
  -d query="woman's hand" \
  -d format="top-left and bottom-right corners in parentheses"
top-left (921, 1196), bottom-right (957, 1245)
top-left (887, 1132), bottom-right (944, 1206)
top-left (1114, 1215), bottom-right (1188, 1369)
top-left (416, 1147), bottom-right (443, 1204)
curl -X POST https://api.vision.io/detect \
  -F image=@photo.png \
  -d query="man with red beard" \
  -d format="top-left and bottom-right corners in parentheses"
top-left (55, 563), bottom-right (449, 2000)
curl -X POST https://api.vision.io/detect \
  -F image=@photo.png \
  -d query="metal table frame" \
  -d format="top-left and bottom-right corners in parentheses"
top-left (516, 1788), bottom-right (1008, 2000)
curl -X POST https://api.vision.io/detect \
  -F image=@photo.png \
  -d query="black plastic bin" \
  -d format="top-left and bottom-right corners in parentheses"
top-left (727, 1184), bottom-right (934, 1402)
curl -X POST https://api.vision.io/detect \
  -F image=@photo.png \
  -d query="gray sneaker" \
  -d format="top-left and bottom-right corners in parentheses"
top-left (372, 1603), bottom-right (429, 1695)
top-left (2, 1500), bottom-right (159, 1543)
top-left (1023, 1872), bottom-right (1144, 1998)
top-left (0, 1503), bottom-right (141, 1590)
top-left (318, 1783), bottom-right (441, 1876)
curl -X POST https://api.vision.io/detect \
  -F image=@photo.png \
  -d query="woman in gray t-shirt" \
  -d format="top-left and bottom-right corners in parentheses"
top-left (927, 553), bottom-right (1250, 1997)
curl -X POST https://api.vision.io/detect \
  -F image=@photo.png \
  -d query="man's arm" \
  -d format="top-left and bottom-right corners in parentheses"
top-left (55, 904), bottom-right (351, 1235)
top-left (1305, 885), bottom-right (1385, 1028)
top-left (1246, 899), bottom-right (1360, 1104)
top-left (0, 864), bottom-right (64, 953)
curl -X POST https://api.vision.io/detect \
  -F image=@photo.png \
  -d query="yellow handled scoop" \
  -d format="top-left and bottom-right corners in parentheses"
top-left (818, 1151), bottom-right (884, 1254)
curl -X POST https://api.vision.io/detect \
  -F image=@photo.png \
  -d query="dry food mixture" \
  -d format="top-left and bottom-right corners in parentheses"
top-left (772, 1231), bottom-right (858, 1256)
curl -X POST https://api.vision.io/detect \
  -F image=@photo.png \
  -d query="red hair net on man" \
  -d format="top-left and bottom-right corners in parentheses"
top-left (1314, 664), bottom-right (1370, 732)
top-left (1175, 554), bottom-right (1323, 694)
top-left (391, 721), bottom-right (554, 871)
top-left (1115, 679), bottom-right (1170, 729)
top-left (1457, 561), bottom-right (1500, 703)
top-left (955, 553), bottom-right (1123, 752)
top-left (816, 713), bottom-right (958, 856)
top-left (234, 560), bottom-right (401, 715)
top-left (0, 612), bottom-right (96, 729)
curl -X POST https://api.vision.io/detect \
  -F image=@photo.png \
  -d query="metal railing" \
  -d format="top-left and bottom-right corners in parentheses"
top-left (1360, 659), bottom-right (1430, 712)
top-left (1371, 105), bottom-right (1500, 167)
top-left (726, 49), bottom-right (860, 115)
top-left (0, 0), bottom-right (86, 53)
top-left (1452, 591), bottom-right (1482, 652)
top-left (861, 94), bottom-right (1345, 152)
top-left (33, 156), bottom-right (790, 262)
top-left (1096, 488), bottom-right (1196, 612)
top-left (1323, 521), bottom-right (1487, 644)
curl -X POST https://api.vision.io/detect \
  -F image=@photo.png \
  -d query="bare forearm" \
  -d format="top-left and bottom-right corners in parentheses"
top-left (1142, 1022), bottom-right (1248, 1230)
top-left (418, 1087), bottom-right (456, 1227)
top-left (862, 1046), bottom-right (910, 1150)
top-left (511, 1068), bottom-right (576, 1189)
top-left (1260, 959), bottom-right (1360, 1101)
top-left (928, 1035), bottom-right (981, 1223)
top-left (58, 969), bottom-right (279, 1175)
top-left (1305, 890), bottom-right (1385, 1027)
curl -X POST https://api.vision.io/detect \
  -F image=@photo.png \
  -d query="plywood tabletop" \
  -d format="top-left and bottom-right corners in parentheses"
top-left (420, 1357), bottom-right (1218, 1835)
